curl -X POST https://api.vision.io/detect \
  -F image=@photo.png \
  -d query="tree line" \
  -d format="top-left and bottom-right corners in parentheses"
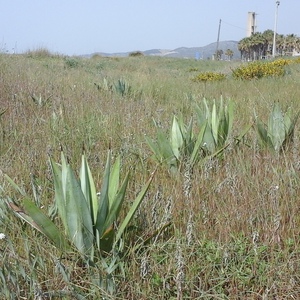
top-left (238, 30), bottom-right (300, 61)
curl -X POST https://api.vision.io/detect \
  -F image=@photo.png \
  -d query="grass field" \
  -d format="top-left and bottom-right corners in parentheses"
top-left (1, 51), bottom-right (300, 299)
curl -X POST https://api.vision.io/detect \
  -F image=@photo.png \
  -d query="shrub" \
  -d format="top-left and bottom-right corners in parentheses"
top-left (64, 57), bottom-right (80, 68)
top-left (25, 47), bottom-right (53, 59)
top-left (271, 58), bottom-right (292, 67)
top-left (91, 53), bottom-right (102, 59)
top-left (129, 51), bottom-right (144, 57)
top-left (192, 71), bottom-right (226, 82)
top-left (232, 61), bottom-right (285, 80)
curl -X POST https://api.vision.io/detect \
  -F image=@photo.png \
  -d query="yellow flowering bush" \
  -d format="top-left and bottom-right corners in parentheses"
top-left (271, 58), bottom-right (292, 67)
top-left (232, 61), bottom-right (285, 80)
top-left (192, 72), bottom-right (226, 82)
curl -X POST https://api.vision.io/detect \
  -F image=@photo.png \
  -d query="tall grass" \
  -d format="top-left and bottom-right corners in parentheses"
top-left (1, 52), bottom-right (300, 298)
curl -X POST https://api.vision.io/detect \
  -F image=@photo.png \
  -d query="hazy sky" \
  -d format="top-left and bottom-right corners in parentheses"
top-left (1, 1), bottom-right (299, 55)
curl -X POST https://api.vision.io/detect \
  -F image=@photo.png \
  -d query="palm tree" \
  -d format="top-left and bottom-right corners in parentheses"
top-left (216, 49), bottom-right (223, 60)
top-left (238, 37), bottom-right (252, 61)
top-left (225, 49), bottom-right (234, 61)
top-left (276, 34), bottom-right (285, 56)
top-left (251, 32), bottom-right (265, 60)
top-left (238, 31), bottom-right (300, 59)
top-left (284, 34), bottom-right (297, 55)
top-left (294, 37), bottom-right (300, 53)
top-left (262, 30), bottom-right (274, 58)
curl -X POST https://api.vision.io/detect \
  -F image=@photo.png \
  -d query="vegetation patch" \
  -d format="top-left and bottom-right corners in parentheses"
top-left (129, 51), bottom-right (144, 57)
top-left (270, 58), bottom-right (293, 67)
top-left (192, 71), bottom-right (226, 82)
top-left (64, 57), bottom-right (80, 68)
top-left (1, 52), bottom-right (300, 299)
top-left (232, 61), bottom-right (285, 80)
top-left (25, 47), bottom-right (56, 59)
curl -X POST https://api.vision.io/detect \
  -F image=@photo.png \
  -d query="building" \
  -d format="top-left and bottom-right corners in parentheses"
top-left (247, 12), bottom-right (256, 37)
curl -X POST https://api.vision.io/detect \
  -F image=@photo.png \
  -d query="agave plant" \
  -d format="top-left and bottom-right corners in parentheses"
top-left (30, 93), bottom-right (52, 107)
top-left (195, 98), bottom-right (234, 154)
top-left (145, 115), bottom-right (206, 173)
top-left (114, 79), bottom-right (132, 97)
top-left (256, 102), bottom-right (299, 152)
top-left (5, 150), bottom-right (154, 260)
top-left (95, 78), bottom-right (113, 93)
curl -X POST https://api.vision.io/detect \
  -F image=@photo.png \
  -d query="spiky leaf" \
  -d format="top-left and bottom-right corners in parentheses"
top-left (171, 116), bottom-right (183, 159)
top-left (23, 199), bottom-right (70, 251)
top-left (64, 164), bottom-right (94, 255)
top-left (115, 170), bottom-right (155, 245)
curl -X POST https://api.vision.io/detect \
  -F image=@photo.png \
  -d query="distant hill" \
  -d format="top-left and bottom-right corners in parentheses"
top-left (86, 41), bottom-right (240, 60)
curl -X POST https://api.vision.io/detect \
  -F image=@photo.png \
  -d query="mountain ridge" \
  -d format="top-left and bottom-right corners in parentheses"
top-left (85, 40), bottom-right (240, 59)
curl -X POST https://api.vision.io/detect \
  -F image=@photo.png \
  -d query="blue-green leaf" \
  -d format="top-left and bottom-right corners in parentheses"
top-left (23, 199), bottom-right (70, 252)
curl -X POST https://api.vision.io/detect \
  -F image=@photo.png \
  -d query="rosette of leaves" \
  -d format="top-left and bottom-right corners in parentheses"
top-left (256, 102), bottom-right (299, 152)
top-left (145, 116), bottom-right (206, 173)
top-left (195, 98), bottom-right (234, 155)
top-left (5, 150), bottom-right (154, 260)
top-left (114, 79), bottom-right (132, 97)
top-left (30, 94), bottom-right (52, 107)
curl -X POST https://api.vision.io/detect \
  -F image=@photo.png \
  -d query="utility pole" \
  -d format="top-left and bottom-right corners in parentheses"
top-left (272, 1), bottom-right (280, 58)
top-left (215, 19), bottom-right (221, 60)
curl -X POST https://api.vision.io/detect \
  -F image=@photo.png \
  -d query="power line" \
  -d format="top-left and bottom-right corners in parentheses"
top-left (221, 20), bottom-right (246, 32)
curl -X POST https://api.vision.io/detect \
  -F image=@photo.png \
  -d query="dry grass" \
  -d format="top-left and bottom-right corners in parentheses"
top-left (1, 52), bottom-right (300, 299)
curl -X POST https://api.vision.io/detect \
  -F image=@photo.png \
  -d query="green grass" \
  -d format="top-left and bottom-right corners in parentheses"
top-left (1, 52), bottom-right (300, 299)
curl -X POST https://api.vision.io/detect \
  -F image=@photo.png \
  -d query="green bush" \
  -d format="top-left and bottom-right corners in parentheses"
top-left (188, 67), bottom-right (199, 72)
top-left (129, 51), bottom-right (144, 57)
top-left (25, 47), bottom-right (54, 59)
top-left (64, 57), bottom-right (79, 68)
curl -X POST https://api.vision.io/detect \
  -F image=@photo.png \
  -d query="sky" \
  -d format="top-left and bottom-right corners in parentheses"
top-left (1, 0), bottom-right (299, 56)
